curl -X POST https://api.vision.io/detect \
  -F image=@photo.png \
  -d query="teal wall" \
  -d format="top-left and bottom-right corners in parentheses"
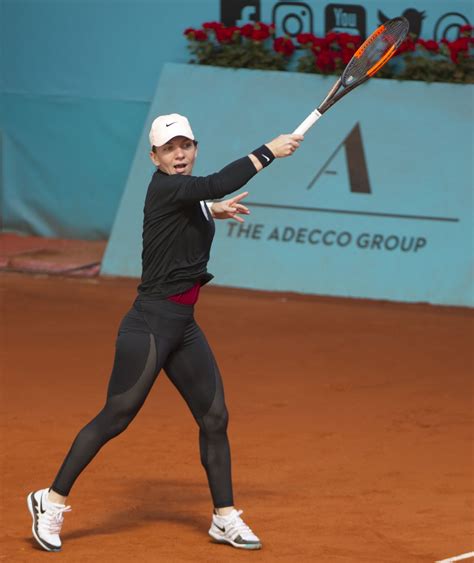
top-left (1, 0), bottom-right (472, 238)
top-left (1, 0), bottom-right (216, 237)
top-left (102, 64), bottom-right (473, 306)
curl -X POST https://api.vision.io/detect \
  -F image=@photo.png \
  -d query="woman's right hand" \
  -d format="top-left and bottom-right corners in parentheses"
top-left (265, 134), bottom-right (304, 158)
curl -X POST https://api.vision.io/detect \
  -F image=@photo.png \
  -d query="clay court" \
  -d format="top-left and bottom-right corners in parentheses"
top-left (1, 271), bottom-right (472, 562)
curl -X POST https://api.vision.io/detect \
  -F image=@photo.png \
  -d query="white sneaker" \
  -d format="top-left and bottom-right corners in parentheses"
top-left (209, 509), bottom-right (262, 550)
top-left (27, 488), bottom-right (71, 552)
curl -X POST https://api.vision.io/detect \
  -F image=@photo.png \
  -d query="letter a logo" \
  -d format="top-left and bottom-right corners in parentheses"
top-left (306, 123), bottom-right (371, 194)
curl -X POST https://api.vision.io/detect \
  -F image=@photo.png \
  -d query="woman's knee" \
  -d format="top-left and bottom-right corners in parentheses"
top-left (99, 404), bottom-right (136, 440)
top-left (200, 407), bottom-right (229, 436)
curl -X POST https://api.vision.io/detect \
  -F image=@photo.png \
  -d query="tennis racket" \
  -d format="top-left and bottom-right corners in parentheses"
top-left (293, 16), bottom-right (409, 135)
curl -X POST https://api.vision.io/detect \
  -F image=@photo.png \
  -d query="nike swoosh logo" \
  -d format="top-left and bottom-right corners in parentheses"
top-left (262, 154), bottom-right (270, 162)
top-left (39, 495), bottom-right (46, 514)
top-left (166, 122), bottom-right (176, 127)
top-left (215, 524), bottom-right (225, 532)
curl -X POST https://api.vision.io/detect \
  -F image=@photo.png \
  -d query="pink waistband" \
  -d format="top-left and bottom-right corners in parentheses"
top-left (167, 282), bottom-right (201, 305)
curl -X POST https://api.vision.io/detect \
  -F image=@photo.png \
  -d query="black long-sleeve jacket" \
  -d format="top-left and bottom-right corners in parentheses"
top-left (138, 156), bottom-right (257, 298)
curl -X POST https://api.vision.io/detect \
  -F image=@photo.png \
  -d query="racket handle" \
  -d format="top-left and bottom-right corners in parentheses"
top-left (293, 110), bottom-right (322, 135)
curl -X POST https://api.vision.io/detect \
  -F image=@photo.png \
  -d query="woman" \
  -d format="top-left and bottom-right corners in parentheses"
top-left (27, 113), bottom-right (303, 552)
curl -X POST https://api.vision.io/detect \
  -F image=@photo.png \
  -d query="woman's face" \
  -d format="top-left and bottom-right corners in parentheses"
top-left (149, 136), bottom-right (198, 176)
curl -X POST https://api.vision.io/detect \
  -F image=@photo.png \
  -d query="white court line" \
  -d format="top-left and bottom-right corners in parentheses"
top-left (436, 552), bottom-right (474, 563)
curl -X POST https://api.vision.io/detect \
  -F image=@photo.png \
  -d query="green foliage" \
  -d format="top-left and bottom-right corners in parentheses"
top-left (188, 40), bottom-right (288, 71)
top-left (399, 54), bottom-right (473, 84)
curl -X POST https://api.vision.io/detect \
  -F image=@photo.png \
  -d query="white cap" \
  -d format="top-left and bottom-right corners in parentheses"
top-left (149, 113), bottom-right (195, 147)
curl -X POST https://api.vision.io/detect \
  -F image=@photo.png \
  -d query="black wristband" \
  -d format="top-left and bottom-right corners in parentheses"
top-left (251, 144), bottom-right (275, 168)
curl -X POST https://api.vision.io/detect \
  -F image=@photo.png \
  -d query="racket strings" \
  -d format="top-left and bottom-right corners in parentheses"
top-left (342, 18), bottom-right (409, 85)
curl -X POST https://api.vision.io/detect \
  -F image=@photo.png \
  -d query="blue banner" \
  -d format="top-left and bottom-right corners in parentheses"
top-left (102, 63), bottom-right (473, 306)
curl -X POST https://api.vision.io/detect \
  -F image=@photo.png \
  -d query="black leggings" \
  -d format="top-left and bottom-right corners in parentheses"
top-left (51, 297), bottom-right (233, 508)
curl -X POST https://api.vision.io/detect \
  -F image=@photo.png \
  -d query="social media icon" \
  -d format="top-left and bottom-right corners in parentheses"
top-left (325, 3), bottom-right (366, 39)
top-left (378, 8), bottom-right (426, 39)
top-left (272, 1), bottom-right (314, 37)
top-left (433, 12), bottom-right (470, 41)
top-left (220, 0), bottom-right (260, 27)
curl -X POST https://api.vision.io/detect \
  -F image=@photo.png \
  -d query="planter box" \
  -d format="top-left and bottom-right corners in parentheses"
top-left (103, 63), bottom-right (473, 307)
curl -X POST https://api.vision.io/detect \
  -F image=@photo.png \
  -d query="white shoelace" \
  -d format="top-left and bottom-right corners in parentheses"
top-left (219, 510), bottom-right (257, 540)
top-left (39, 504), bottom-right (72, 535)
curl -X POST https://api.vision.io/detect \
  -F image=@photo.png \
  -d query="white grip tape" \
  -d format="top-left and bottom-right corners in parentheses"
top-left (293, 110), bottom-right (322, 135)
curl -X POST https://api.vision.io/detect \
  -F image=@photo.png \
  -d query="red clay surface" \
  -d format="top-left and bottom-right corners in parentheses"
top-left (1, 272), bottom-right (473, 562)
top-left (0, 234), bottom-right (106, 277)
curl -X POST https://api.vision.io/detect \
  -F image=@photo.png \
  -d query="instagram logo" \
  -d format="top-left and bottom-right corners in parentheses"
top-left (272, 2), bottom-right (314, 37)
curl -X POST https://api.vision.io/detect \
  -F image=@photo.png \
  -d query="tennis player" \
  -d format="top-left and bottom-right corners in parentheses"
top-left (27, 113), bottom-right (303, 552)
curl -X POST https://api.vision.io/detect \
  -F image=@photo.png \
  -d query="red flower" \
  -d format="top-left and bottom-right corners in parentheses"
top-left (297, 33), bottom-right (316, 46)
top-left (240, 23), bottom-right (254, 38)
top-left (255, 22), bottom-right (270, 33)
top-left (459, 24), bottom-right (473, 36)
top-left (451, 37), bottom-right (470, 50)
top-left (337, 33), bottom-right (362, 49)
top-left (274, 36), bottom-right (296, 56)
top-left (335, 33), bottom-right (352, 45)
top-left (341, 46), bottom-right (355, 65)
top-left (203, 21), bottom-right (224, 30)
top-left (252, 29), bottom-right (269, 41)
top-left (396, 36), bottom-right (416, 55)
top-left (447, 37), bottom-right (470, 63)
top-left (251, 23), bottom-right (271, 41)
top-left (324, 32), bottom-right (339, 46)
top-left (311, 37), bottom-right (326, 52)
top-left (215, 27), bottom-right (234, 43)
top-left (194, 30), bottom-right (208, 42)
top-left (417, 38), bottom-right (439, 53)
top-left (315, 49), bottom-right (336, 72)
top-left (184, 28), bottom-right (208, 41)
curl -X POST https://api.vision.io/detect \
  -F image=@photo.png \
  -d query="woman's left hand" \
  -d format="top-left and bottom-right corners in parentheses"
top-left (210, 192), bottom-right (250, 223)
